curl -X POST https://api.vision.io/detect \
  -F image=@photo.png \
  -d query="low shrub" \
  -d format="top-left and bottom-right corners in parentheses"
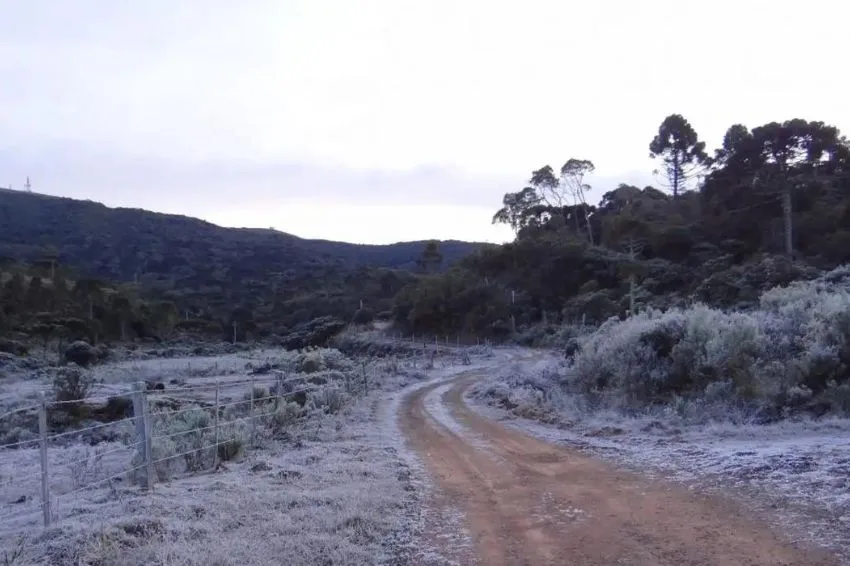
top-left (270, 401), bottom-right (303, 434)
top-left (309, 386), bottom-right (347, 415)
top-left (64, 341), bottom-right (98, 367)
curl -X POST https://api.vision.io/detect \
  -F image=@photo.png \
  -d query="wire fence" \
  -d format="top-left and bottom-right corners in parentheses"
top-left (0, 373), bottom-right (333, 534)
top-left (0, 342), bottom-right (486, 535)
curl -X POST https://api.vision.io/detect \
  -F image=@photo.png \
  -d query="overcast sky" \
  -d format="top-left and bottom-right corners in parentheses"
top-left (2, 1), bottom-right (848, 244)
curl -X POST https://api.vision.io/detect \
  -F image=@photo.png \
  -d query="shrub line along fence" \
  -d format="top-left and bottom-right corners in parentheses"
top-left (0, 372), bottom-right (333, 532)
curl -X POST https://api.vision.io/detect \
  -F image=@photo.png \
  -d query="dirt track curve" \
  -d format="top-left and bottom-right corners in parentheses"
top-left (400, 369), bottom-right (839, 566)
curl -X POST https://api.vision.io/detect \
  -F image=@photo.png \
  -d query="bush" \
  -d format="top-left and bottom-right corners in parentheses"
top-left (562, 264), bottom-right (850, 419)
top-left (352, 307), bottom-right (376, 325)
top-left (309, 386), bottom-right (347, 414)
top-left (64, 341), bottom-right (98, 367)
top-left (296, 350), bottom-right (325, 373)
top-left (217, 436), bottom-right (243, 462)
top-left (131, 436), bottom-right (178, 483)
top-left (243, 386), bottom-right (270, 404)
top-left (0, 338), bottom-right (28, 356)
top-left (52, 366), bottom-right (95, 414)
top-left (270, 401), bottom-right (303, 434)
top-left (280, 316), bottom-right (346, 350)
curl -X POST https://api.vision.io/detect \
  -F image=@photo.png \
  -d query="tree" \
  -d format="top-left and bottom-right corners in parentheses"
top-left (560, 159), bottom-right (596, 244)
top-left (649, 114), bottom-right (708, 197)
top-left (73, 279), bottom-right (104, 320)
top-left (111, 295), bottom-right (133, 341)
top-left (705, 119), bottom-right (850, 256)
top-left (417, 240), bottom-right (443, 274)
top-left (492, 187), bottom-right (542, 235)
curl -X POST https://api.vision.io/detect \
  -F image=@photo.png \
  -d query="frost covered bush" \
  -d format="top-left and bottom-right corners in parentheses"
top-left (308, 386), bottom-right (348, 415)
top-left (471, 363), bottom-right (568, 423)
top-left (270, 401), bottom-right (303, 434)
top-left (565, 264), bottom-right (850, 419)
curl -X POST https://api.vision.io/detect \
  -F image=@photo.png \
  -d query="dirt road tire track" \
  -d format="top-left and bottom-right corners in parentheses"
top-left (400, 368), bottom-right (839, 566)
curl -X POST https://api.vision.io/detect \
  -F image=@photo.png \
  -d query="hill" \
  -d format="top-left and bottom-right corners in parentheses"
top-left (0, 189), bottom-right (483, 343)
top-left (0, 188), bottom-right (481, 279)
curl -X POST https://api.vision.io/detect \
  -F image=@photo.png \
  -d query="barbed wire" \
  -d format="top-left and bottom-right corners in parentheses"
top-left (56, 440), bottom-right (142, 469)
top-left (0, 404), bottom-right (40, 421)
top-left (47, 416), bottom-right (138, 443)
top-left (53, 466), bottom-right (142, 502)
top-left (144, 377), bottom-right (289, 394)
top-left (147, 373), bottom-right (308, 395)
top-left (0, 436), bottom-right (41, 450)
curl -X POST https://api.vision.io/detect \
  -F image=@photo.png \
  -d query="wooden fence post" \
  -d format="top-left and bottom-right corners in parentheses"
top-left (213, 379), bottom-right (220, 470)
top-left (38, 392), bottom-right (51, 527)
top-left (249, 376), bottom-right (256, 448)
top-left (132, 382), bottom-right (154, 490)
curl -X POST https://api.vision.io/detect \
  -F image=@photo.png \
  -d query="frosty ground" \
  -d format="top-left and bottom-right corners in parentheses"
top-left (3, 343), bottom-right (848, 564)
top-left (0, 344), bottom-right (492, 565)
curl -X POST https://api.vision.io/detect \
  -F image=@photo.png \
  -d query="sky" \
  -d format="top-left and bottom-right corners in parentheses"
top-left (1, 0), bottom-right (848, 244)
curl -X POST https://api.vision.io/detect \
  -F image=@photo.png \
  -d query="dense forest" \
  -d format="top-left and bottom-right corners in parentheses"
top-left (392, 115), bottom-right (850, 339)
top-left (2, 114), bottom-right (849, 351)
top-left (0, 189), bottom-right (479, 348)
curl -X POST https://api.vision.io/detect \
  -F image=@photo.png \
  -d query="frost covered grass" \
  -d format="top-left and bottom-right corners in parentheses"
top-left (0, 340), bottom-right (488, 565)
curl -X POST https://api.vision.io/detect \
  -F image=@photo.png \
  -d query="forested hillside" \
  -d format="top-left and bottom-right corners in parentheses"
top-left (3, 115), bottom-right (849, 350)
top-left (0, 189), bottom-right (480, 347)
top-left (393, 116), bottom-right (850, 339)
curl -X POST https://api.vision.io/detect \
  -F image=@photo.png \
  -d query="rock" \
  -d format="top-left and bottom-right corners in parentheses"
top-left (64, 341), bottom-right (98, 367)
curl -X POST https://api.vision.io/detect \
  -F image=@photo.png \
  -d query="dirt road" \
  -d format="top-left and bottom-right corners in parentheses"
top-left (400, 370), bottom-right (839, 566)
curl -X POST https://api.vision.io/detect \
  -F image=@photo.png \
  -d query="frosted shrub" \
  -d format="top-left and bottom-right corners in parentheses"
top-left (565, 264), bottom-right (850, 418)
top-left (309, 386), bottom-right (348, 415)
top-left (131, 436), bottom-right (177, 483)
top-left (270, 401), bottom-right (303, 434)
top-left (296, 350), bottom-right (326, 373)
top-left (473, 364), bottom-right (569, 422)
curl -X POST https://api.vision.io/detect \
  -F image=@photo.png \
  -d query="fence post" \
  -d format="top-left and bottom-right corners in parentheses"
top-left (213, 379), bottom-right (220, 470)
top-left (38, 392), bottom-right (51, 527)
top-left (250, 376), bottom-right (256, 448)
top-left (274, 373), bottom-right (282, 410)
top-left (132, 382), bottom-right (154, 490)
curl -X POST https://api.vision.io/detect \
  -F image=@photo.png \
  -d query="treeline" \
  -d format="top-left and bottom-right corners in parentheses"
top-left (392, 116), bottom-right (850, 338)
top-left (0, 258), bottom-right (415, 353)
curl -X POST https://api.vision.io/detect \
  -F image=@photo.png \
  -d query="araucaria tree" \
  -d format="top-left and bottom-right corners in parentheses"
top-left (417, 240), bottom-right (443, 274)
top-left (649, 114), bottom-right (708, 197)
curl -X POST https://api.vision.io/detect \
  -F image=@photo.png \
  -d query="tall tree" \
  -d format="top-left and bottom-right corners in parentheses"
top-left (560, 159), bottom-right (596, 244)
top-left (73, 279), bottom-right (104, 320)
top-left (492, 187), bottom-right (542, 235)
top-left (417, 240), bottom-right (443, 274)
top-left (649, 114), bottom-right (708, 197)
